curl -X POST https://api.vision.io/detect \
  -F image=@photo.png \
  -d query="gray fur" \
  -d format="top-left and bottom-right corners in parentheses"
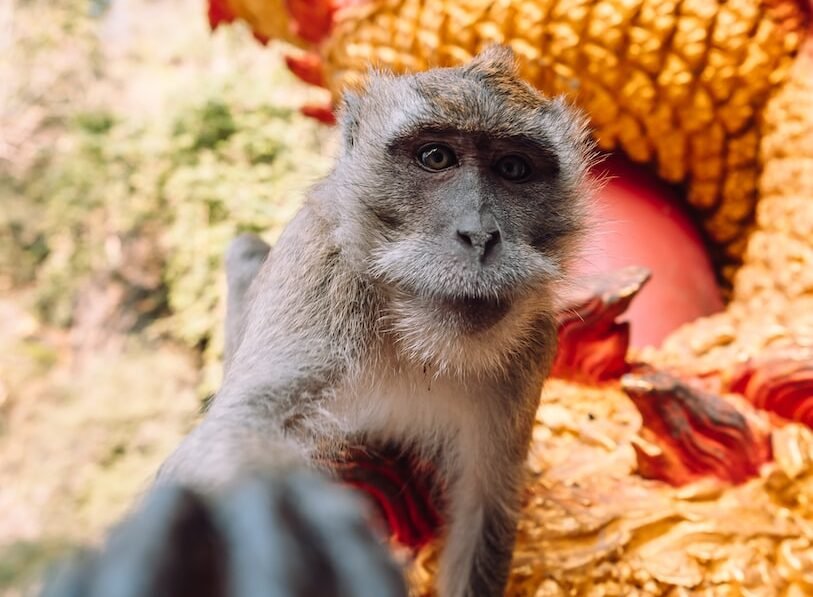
top-left (223, 233), bottom-right (271, 372)
top-left (158, 45), bottom-right (594, 597)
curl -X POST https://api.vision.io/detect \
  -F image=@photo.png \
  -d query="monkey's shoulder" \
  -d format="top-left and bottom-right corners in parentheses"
top-left (238, 204), bottom-right (377, 360)
top-left (266, 203), bottom-right (336, 267)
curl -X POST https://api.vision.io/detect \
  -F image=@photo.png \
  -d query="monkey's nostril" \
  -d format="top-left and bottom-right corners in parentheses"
top-left (457, 230), bottom-right (474, 247)
top-left (484, 229), bottom-right (501, 255)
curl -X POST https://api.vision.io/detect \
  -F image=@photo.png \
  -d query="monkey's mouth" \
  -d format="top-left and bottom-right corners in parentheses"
top-left (437, 295), bottom-right (512, 331)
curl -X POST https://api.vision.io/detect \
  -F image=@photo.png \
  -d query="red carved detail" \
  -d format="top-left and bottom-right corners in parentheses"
top-left (301, 103), bottom-right (337, 125)
top-left (623, 370), bottom-right (772, 486)
top-left (208, 0), bottom-right (370, 45)
top-left (284, 0), bottom-right (370, 45)
top-left (285, 0), bottom-right (336, 44)
top-left (207, 0), bottom-right (236, 30)
top-left (552, 266), bottom-right (650, 383)
top-left (327, 444), bottom-right (445, 550)
top-left (285, 52), bottom-right (327, 88)
top-left (728, 346), bottom-right (813, 428)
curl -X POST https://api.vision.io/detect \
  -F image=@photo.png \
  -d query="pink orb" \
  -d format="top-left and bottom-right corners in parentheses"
top-left (574, 155), bottom-right (724, 348)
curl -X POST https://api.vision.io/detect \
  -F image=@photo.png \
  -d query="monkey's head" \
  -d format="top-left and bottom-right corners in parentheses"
top-left (329, 46), bottom-right (595, 375)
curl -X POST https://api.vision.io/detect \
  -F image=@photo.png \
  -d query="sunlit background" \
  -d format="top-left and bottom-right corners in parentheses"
top-left (0, 1), bottom-right (337, 592)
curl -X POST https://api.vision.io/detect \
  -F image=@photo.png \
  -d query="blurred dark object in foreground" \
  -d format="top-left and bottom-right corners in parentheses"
top-left (42, 473), bottom-right (407, 597)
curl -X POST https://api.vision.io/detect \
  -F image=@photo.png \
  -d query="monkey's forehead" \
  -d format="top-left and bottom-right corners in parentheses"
top-left (360, 72), bottom-right (579, 151)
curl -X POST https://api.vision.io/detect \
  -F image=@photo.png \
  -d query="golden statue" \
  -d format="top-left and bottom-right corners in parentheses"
top-left (204, 1), bottom-right (813, 593)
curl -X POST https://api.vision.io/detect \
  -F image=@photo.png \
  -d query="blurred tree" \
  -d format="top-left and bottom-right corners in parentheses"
top-left (1, 0), bottom-right (335, 392)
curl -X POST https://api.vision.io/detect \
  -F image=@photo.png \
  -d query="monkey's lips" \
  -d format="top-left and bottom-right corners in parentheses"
top-left (437, 295), bottom-right (512, 331)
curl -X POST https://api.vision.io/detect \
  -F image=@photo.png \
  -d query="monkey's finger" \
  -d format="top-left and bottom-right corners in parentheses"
top-left (42, 485), bottom-right (225, 597)
top-left (212, 473), bottom-right (406, 597)
top-left (40, 550), bottom-right (96, 597)
top-left (283, 473), bottom-right (408, 597)
top-left (213, 475), bottom-right (323, 597)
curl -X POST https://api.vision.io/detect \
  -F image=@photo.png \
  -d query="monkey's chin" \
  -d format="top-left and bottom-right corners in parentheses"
top-left (387, 290), bottom-right (543, 376)
top-left (437, 295), bottom-right (512, 333)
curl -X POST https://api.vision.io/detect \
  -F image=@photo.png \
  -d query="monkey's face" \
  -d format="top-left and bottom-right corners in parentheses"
top-left (366, 128), bottom-right (576, 326)
top-left (333, 47), bottom-right (594, 372)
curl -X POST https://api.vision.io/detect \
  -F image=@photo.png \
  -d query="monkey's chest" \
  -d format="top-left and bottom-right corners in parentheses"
top-left (321, 372), bottom-right (475, 549)
top-left (330, 370), bottom-right (477, 448)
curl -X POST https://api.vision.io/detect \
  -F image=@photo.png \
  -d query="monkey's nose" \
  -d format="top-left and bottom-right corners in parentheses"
top-left (456, 226), bottom-right (502, 261)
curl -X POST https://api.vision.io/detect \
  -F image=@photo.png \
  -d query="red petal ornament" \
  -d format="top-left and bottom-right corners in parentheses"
top-left (552, 265), bottom-right (649, 383)
top-left (326, 444), bottom-right (445, 550)
top-left (301, 103), bottom-right (337, 124)
top-left (728, 346), bottom-right (813, 428)
top-left (623, 370), bottom-right (772, 486)
top-left (207, 0), bottom-right (236, 29)
top-left (285, 0), bottom-right (338, 44)
top-left (285, 52), bottom-right (327, 88)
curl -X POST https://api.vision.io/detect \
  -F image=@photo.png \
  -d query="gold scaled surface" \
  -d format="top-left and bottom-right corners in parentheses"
top-left (651, 39), bottom-right (813, 372)
top-left (409, 380), bottom-right (813, 596)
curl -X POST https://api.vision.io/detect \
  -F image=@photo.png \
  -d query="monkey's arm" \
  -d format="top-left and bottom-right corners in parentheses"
top-left (158, 339), bottom-right (342, 489)
top-left (439, 402), bottom-right (537, 597)
top-left (159, 207), bottom-right (347, 490)
top-left (438, 434), bottom-right (529, 597)
top-left (43, 474), bottom-right (407, 597)
top-left (440, 333), bottom-right (556, 597)
top-left (155, 399), bottom-right (311, 491)
top-left (43, 216), bottom-right (407, 597)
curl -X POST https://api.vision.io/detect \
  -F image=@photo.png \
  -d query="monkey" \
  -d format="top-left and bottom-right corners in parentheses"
top-left (157, 45), bottom-right (594, 596)
top-left (156, 45), bottom-right (594, 597)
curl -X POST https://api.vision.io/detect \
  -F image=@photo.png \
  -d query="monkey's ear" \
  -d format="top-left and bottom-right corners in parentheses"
top-left (467, 44), bottom-right (518, 76)
top-left (338, 93), bottom-right (361, 150)
top-left (338, 76), bottom-right (368, 151)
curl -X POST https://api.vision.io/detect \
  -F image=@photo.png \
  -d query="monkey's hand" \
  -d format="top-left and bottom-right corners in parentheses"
top-left (42, 473), bottom-right (407, 597)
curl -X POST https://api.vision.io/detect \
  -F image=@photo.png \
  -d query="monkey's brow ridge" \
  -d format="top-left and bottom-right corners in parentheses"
top-left (386, 125), bottom-right (556, 157)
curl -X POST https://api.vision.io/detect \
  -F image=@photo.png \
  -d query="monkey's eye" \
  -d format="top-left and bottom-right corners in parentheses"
top-left (496, 155), bottom-right (531, 181)
top-left (417, 144), bottom-right (458, 171)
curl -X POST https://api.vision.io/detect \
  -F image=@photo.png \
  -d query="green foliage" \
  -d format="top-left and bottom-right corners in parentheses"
top-left (175, 99), bottom-right (238, 151)
top-left (0, 539), bottom-right (71, 592)
top-left (161, 93), bottom-right (333, 391)
top-left (59, 95), bottom-right (319, 331)
top-left (3, 32), bottom-right (333, 389)
top-left (75, 111), bottom-right (116, 135)
top-left (0, 0), bottom-right (101, 291)
top-left (11, 114), bottom-right (171, 327)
